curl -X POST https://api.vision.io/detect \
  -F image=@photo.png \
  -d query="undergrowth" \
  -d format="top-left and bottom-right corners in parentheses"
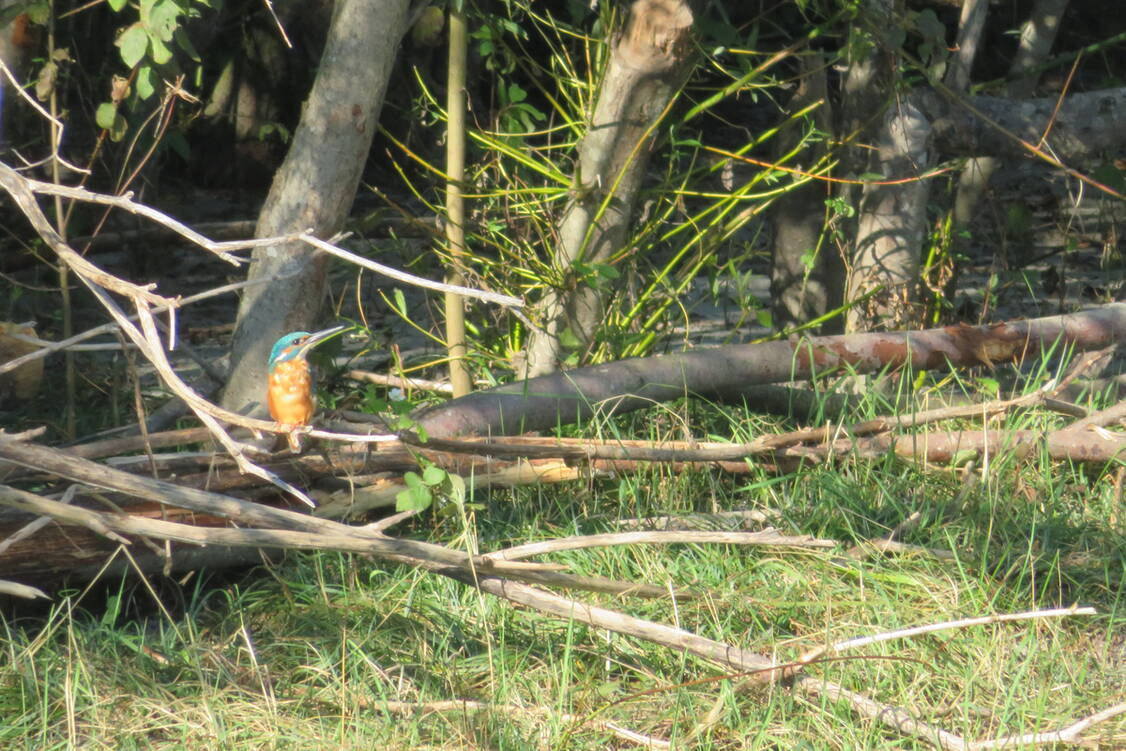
top-left (1, 366), bottom-right (1124, 750)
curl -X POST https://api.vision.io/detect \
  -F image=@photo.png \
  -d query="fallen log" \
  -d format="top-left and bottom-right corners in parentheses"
top-left (414, 304), bottom-right (1126, 437)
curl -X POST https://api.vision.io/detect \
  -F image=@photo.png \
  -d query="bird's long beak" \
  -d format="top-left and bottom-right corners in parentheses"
top-left (295, 324), bottom-right (348, 359)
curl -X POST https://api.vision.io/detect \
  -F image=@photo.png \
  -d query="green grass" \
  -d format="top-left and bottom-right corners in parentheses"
top-left (2, 375), bottom-right (1124, 749)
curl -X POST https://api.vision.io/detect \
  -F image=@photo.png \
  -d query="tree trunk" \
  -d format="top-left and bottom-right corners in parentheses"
top-left (769, 52), bottom-right (843, 333)
top-left (845, 95), bottom-right (932, 332)
top-left (221, 0), bottom-right (411, 417)
top-left (520, 0), bottom-right (694, 378)
top-left (952, 0), bottom-right (1070, 236)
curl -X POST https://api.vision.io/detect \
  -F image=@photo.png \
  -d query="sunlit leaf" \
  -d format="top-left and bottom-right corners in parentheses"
top-left (117, 23), bottom-right (149, 68)
top-left (136, 65), bottom-right (157, 100)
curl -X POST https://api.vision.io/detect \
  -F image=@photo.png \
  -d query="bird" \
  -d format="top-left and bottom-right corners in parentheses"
top-left (266, 325), bottom-right (346, 451)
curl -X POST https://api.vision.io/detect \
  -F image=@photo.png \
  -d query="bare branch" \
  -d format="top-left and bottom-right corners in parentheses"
top-left (485, 529), bottom-right (838, 561)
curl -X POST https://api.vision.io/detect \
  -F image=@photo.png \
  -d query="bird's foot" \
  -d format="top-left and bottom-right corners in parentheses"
top-left (277, 423), bottom-right (313, 453)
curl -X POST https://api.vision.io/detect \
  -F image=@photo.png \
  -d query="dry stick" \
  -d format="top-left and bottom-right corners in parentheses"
top-left (615, 509), bottom-right (780, 530)
top-left (448, 571), bottom-right (992, 749)
top-left (401, 387), bottom-right (1075, 463)
top-left (27, 398), bottom-right (1112, 479)
top-left (789, 607), bottom-right (1115, 751)
top-left (0, 484), bottom-right (78, 558)
top-left (0, 440), bottom-right (678, 599)
top-left (346, 369), bottom-right (455, 394)
top-left (0, 484), bottom-right (680, 597)
top-left (845, 510), bottom-right (956, 561)
top-left (1059, 396), bottom-right (1126, 433)
top-left (0, 60), bottom-right (87, 175)
top-left (0, 165), bottom-right (173, 310)
top-left (0, 579), bottom-right (49, 600)
top-left (813, 605), bottom-right (1096, 659)
top-left (819, 427), bottom-right (1126, 466)
top-left (962, 702), bottom-right (1126, 751)
top-left (296, 231), bottom-right (530, 321)
top-left (67, 428), bottom-right (215, 460)
top-left (792, 676), bottom-right (1126, 751)
top-left (21, 175), bottom-right (524, 309)
top-left (4, 332), bottom-right (129, 352)
top-left (485, 529), bottom-right (838, 562)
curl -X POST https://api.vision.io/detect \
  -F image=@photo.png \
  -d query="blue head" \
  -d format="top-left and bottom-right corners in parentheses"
top-left (268, 325), bottom-right (347, 372)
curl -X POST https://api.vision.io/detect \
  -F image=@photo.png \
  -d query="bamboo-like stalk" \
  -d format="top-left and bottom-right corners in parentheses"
top-left (443, 2), bottom-right (472, 397)
top-left (46, 4), bottom-right (75, 440)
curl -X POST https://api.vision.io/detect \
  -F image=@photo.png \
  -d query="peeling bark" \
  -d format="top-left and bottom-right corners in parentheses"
top-left (520, 0), bottom-right (694, 377)
top-left (221, 0), bottom-right (411, 418)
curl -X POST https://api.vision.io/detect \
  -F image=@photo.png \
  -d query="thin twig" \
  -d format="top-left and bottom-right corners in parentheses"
top-left (346, 369), bottom-right (455, 394)
top-left (1060, 396), bottom-right (1126, 433)
top-left (485, 529), bottom-right (838, 561)
top-left (811, 605), bottom-right (1097, 659)
top-left (614, 509), bottom-right (780, 530)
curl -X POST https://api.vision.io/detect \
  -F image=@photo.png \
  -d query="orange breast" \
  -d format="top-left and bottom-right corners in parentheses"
top-left (267, 359), bottom-right (315, 425)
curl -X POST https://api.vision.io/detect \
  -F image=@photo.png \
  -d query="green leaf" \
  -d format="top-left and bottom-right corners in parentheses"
top-left (421, 465), bottom-right (447, 486)
top-left (109, 113), bottom-right (128, 141)
top-left (446, 473), bottom-right (466, 506)
top-left (149, 0), bottom-right (182, 42)
top-left (108, 0), bottom-right (127, 11)
top-left (95, 102), bottom-right (119, 130)
top-left (594, 263), bottom-right (619, 281)
top-left (118, 24), bottom-right (149, 68)
top-left (139, 0), bottom-right (156, 28)
top-left (149, 35), bottom-right (173, 65)
top-left (392, 288), bottom-right (407, 316)
top-left (135, 65), bottom-right (157, 100)
top-left (507, 83), bottom-right (526, 103)
top-left (396, 473), bottom-right (433, 511)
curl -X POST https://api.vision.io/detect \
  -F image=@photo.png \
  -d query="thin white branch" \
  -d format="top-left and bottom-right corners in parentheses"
top-left (962, 701), bottom-right (1125, 750)
top-left (24, 178), bottom-right (246, 265)
top-left (20, 177), bottom-right (525, 309)
top-left (0, 60), bottom-right (88, 175)
top-left (825, 605), bottom-right (1097, 655)
top-left (485, 529), bottom-right (838, 561)
top-left (299, 230), bottom-right (523, 308)
top-left (0, 579), bottom-right (49, 599)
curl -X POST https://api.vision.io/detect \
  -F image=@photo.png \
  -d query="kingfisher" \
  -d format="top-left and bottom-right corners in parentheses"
top-left (267, 325), bottom-right (346, 451)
